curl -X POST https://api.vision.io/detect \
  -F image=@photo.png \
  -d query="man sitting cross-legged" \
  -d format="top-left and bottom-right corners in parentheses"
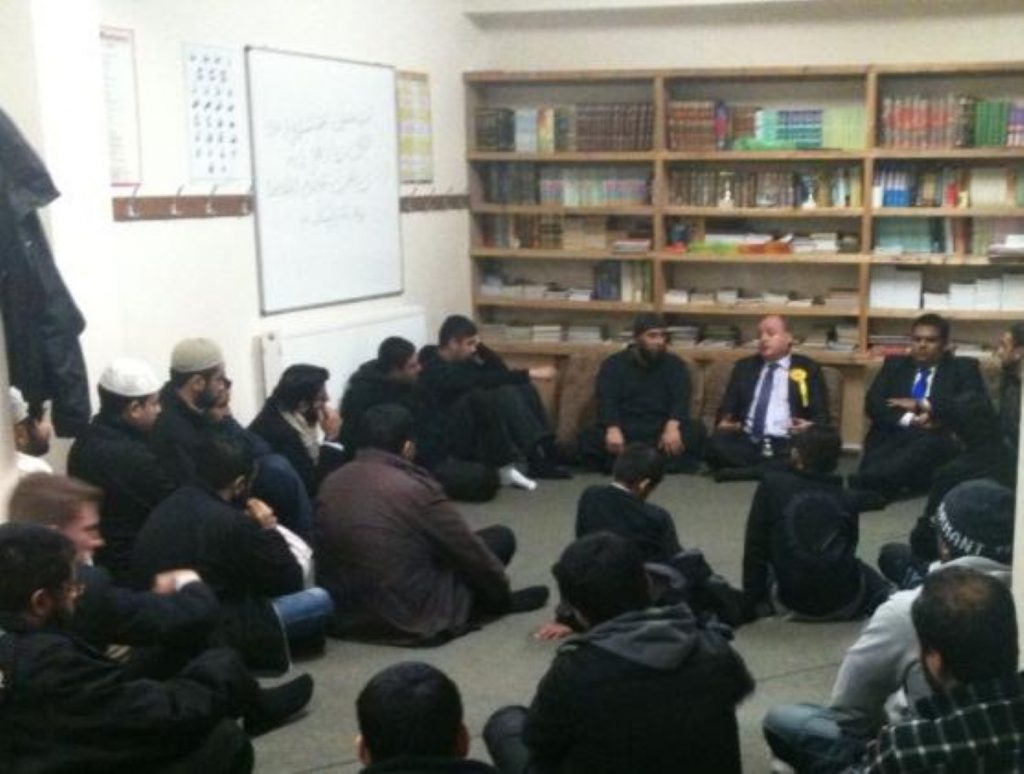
top-left (852, 567), bottom-right (1024, 772)
top-left (484, 532), bottom-right (754, 774)
top-left (578, 313), bottom-right (705, 474)
top-left (762, 478), bottom-right (1014, 773)
top-left (355, 661), bottom-right (498, 774)
top-left (0, 523), bottom-right (313, 773)
top-left (316, 403), bottom-right (548, 645)
top-left (132, 435), bottom-right (334, 674)
top-left (741, 426), bottom-right (890, 623)
top-left (707, 314), bottom-right (830, 482)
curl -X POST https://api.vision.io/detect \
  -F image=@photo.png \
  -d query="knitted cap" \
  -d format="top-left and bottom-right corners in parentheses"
top-left (99, 358), bottom-right (161, 397)
top-left (633, 313), bottom-right (666, 337)
top-left (8, 386), bottom-right (28, 424)
top-left (170, 338), bottom-right (224, 374)
top-left (936, 479), bottom-right (1015, 563)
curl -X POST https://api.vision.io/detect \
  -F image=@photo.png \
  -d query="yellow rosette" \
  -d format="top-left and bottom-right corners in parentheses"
top-left (790, 367), bottom-right (809, 408)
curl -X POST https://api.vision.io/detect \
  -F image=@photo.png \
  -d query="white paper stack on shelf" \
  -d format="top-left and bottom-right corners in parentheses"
top-left (1001, 273), bottom-right (1024, 310)
top-left (506, 325), bottom-right (533, 341)
top-left (532, 324), bottom-right (564, 343)
top-left (667, 325), bottom-right (699, 345)
top-left (568, 287), bottom-right (594, 302)
top-left (500, 283), bottom-right (524, 298)
top-left (948, 281), bottom-right (977, 310)
top-left (612, 238), bottom-right (652, 254)
top-left (952, 341), bottom-right (987, 358)
top-left (543, 285), bottom-right (570, 300)
top-left (975, 278), bottom-right (1003, 311)
top-left (716, 287), bottom-right (740, 305)
top-left (786, 296), bottom-right (813, 307)
top-left (922, 291), bottom-right (951, 310)
top-left (480, 277), bottom-right (504, 296)
top-left (522, 283), bottom-right (547, 300)
top-left (989, 234), bottom-right (1024, 262)
top-left (870, 266), bottom-right (923, 309)
top-left (566, 325), bottom-right (604, 343)
top-left (761, 290), bottom-right (789, 306)
top-left (811, 232), bottom-right (840, 253)
top-left (664, 288), bottom-right (690, 304)
top-left (689, 291), bottom-right (716, 305)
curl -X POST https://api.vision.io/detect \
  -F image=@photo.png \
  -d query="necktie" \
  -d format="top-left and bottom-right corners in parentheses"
top-left (750, 363), bottom-right (778, 440)
top-left (911, 367), bottom-right (930, 400)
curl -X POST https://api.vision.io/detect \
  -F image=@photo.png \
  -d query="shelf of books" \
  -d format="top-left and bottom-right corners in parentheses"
top-left (466, 62), bottom-right (1024, 364)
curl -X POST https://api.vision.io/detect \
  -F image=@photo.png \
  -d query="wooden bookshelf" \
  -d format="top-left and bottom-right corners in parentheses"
top-left (466, 61), bottom-right (1024, 367)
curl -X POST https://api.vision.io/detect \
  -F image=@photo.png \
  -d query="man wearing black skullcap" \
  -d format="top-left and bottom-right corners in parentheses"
top-left (578, 314), bottom-right (705, 473)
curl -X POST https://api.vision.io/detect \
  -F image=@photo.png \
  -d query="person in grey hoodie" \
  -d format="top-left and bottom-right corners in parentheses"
top-left (484, 532), bottom-right (754, 774)
top-left (762, 478), bottom-right (1015, 773)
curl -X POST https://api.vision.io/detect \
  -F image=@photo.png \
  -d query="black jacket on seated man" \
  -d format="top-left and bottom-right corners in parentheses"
top-left (857, 351), bottom-right (987, 500)
top-left (249, 403), bottom-right (345, 497)
top-left (576, 483), bottom-right (680, 563)
top-left (707, 352), bottom-right (829, 475)
top-left (68, 414), bottom-right (177, 584)
top-left (578, 342), bottom-right (706, 473)
top-left (131, 482), bottom-right (302, 672)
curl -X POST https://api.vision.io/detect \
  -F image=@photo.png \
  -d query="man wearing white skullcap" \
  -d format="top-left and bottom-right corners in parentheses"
top-left (67, 358), bottom-right (176, 584)
top-left (9, 386), bottom-right (53, 476)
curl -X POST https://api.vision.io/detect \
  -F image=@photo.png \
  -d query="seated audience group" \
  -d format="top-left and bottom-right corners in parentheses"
top-left (2, 308), bottom-right (1022, 772)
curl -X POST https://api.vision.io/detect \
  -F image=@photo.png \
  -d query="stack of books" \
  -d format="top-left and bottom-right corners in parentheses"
top-left (823, 289), bottom-right (859, 310)
top-left (663, 288), bottom-right (690, 305)
top-left (799, 326), bottom-right (832, 350)
top-left (566, 325), bottom-right (604, 343)
top-left (869, 334), bottom-right (913, 356)
top-left (562, 217), bottom-right (608, 251)
top-left (532, 325), bottom-right (563, 343)
top-left (567, 287), bottom-right (594, 302)
top-left (700, 324), bottom-right (740, 348)
top-left (475, 108), bottom-right (516, 151)
top-left (874, 220), bottom-right (935, 255)
top-left (484, 163), bottom-right (538, 204)
top-left (833, 324), bottom-right (859, 352)
top-left (479, 323), bottom-right (508, 340)
top-left (667, 325), bottom-right (700, 346)
top-left (878, 95), bottom-right (973, 148)
top-left (537, 167), bottom-right (650, 207)
top-left (1003, 274), bottom-right (1024, 309)
top-left (476, 103), bottom-right (655, 153)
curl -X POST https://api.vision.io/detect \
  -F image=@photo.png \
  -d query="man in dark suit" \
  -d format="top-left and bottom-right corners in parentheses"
top-left (852, 314), bottom-right (988, 502)
top-left (707, 315), bottom-right (830, 481)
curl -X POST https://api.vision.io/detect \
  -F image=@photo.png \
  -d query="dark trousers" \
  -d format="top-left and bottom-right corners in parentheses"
top-left (477, 524), bottom-right (516, 567)
top-left (857, 427), bottom-right (958, 499)
top-left (706, 430), bottom-right (790, 473)
top-left (484, 705), bottom-right (533, 774)
top-left (578, 417), bottom-right (707, 473)
top-left (158, 718), bottom-right (254, 774)
top-left (431, 457), bottom-right (500, 503)
top-left (449, 385), bottom-right (550, 467)
top-left (251, 453), bottom-right (314, 537)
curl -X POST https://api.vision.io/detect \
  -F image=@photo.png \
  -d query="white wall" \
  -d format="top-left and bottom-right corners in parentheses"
top-left (469, 1), bottom-right (1024, 68)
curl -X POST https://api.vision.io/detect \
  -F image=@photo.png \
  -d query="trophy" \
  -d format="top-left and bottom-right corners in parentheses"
top-left (799, 172), bottom-right (818, 210)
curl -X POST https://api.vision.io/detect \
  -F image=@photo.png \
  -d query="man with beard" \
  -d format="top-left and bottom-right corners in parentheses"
top-left (0, 523), bottom-right (316, 772)
top-left (995, 321), bottom-right (1023, 461)
top-left (9, 386), bottom-right (53, 475)
top-left (151, 338), bottom-right (314, 536)
top-left (707, 315), bottom-right (830, 481)
top-left (67, 358), bottom-right (176, 584)
top-left (249, 364), bottom-right (345, 498)
top-left (579, 314), bottom-right (705, 473)
top-left (341, 336), bottom-right (499, 502)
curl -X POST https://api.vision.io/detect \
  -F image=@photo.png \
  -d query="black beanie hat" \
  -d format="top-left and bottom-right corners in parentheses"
top-left (633, 314), bottom-right (665, 337)
top-left (936, 479), bottom-right (1015, 563)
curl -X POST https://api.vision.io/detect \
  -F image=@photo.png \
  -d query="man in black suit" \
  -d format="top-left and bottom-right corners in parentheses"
top-left (707, 315), bottom-right (830, 481)
top-left (852, 314), bottom-right (988, 502)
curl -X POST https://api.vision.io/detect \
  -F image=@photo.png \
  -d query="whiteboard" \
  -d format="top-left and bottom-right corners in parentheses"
top-left (246, 47), bottom-right (403, 314)
top-left (259, 306), bottom-right (427, 406)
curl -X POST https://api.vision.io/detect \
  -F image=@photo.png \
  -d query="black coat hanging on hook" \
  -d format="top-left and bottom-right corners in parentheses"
top-left (0, 107), bottom-right (90, 437)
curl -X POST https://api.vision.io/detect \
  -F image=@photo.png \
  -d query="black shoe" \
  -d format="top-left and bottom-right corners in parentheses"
top-left (244, 674), bottom-right (314, 737)
top-left (508, 585), bottom-right (550, 613)
top-left (528, 439), bottom-right (574, 480)
top-left (528, 460), bottom-right (573, 480)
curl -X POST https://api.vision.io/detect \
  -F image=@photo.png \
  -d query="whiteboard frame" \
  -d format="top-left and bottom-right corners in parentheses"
top-left (245, 45), bottom-right (405, 316)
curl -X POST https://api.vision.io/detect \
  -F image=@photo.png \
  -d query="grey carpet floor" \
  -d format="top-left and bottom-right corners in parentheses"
top-left (253, 459), bottom-right (921, 773)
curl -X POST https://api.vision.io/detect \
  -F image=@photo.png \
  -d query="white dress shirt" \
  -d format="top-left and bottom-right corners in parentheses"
top-left (744, 354), bottom-right (792, 439)
top-left (899, 365), bottom-right (935, 428)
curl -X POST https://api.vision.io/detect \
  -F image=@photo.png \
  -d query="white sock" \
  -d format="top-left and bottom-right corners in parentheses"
top-left (499, 464), bottom-right (537, 491)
